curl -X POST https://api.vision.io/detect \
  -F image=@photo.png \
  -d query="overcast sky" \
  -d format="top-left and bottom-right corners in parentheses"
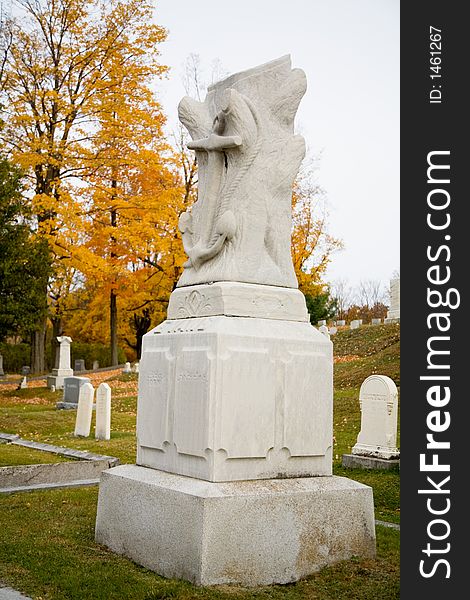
top-left (155, 0), bottom-right (399, 290)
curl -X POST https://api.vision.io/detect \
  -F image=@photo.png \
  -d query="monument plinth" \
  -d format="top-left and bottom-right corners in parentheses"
top-left (95, 56), bottom-right (376, 585)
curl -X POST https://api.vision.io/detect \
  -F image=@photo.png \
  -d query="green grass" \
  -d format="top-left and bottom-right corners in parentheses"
top-left (0, 442), bottom-right (71, 467)
top-left (0, 327), bottom-right (400, 599)
top-left (0, 486), bottom-right (399, 600)
top-left (0, 381), bottom-right (137, 464)
top-left (333, 324), bottom-right (400, 389)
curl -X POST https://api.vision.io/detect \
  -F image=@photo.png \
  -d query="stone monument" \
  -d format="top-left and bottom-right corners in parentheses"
top-left (95, 383), bottom-right (111, 441)
top-left (47, 336), bottom-right (73, 390)
top-left (343, 375), bottom-right (400, 470)
top-left (56, 376), bottom-right (92, 410)
top-left (95, 55), bottom-right (375, 586)
top-left (74, 383), bottom-right (94, 437)
top-left (385, 277), bottom-right (400, 322)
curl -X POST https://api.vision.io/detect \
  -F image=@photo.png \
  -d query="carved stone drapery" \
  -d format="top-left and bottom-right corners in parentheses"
top-left (177, 55), bottom-right (306, 289)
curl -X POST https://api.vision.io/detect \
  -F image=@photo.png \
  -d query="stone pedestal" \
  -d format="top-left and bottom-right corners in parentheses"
top-left (136, 307), bottom-right (333, 482)
top-left (47, 369), bottom-right (74, 391)
top-left (95, 465), bottom-right (376, 586)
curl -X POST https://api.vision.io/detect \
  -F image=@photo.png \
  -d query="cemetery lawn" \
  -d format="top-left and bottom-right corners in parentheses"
top-left (0, 442), bottom-right (71, 467)
top-left (0, 486), bottom-right (399, 600)
top-left (0, 325), bottom-right (400, 598)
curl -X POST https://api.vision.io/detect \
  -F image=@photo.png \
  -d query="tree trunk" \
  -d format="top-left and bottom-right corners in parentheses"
top-left (30, 317), bottom-right (47, 374)
top-left (51, 316), bottom-right (63, 368)
top-left (110, 289), bottom-right (118, 365)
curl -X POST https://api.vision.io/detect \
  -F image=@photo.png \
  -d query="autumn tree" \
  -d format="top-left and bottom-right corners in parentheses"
top-left (291, 163), bottom-right (342, 316)
top-left (0, 0), bottom-right (169, 371)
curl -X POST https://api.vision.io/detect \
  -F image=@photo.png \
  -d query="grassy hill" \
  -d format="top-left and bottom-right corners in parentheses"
top-left (333, 322), bottom-right (400, 390)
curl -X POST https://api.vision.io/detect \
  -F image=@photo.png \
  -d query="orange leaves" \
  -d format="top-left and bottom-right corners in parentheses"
top-left (291, 168), bottom-right (343, 296)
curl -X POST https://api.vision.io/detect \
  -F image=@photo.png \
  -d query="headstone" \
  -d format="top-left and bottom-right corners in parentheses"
top-left (318, 325), bottom-right (330, 338)
top-left (62, 376), bottom-right (91, 405)
top-left (133, 362), bottom-right (139, 374)
top-left (74, 359), bottom-right (86, 371)
top-left (92, 360), bottom-right (100, 371)
top-left (18, 376), bottom-right (27, 389)
top-left (352, 375), bottom-right (399, 459)
top-left (50, 385), bottom-right (56, 393)
top-left (385, 277), bottom-right (400, 322)
top-left (358, 319), bottom-right (363, 325)
top-left (371, 318), bottom-right (382, 325)
top-left (47, 336), bottom-right (73, 389)
top-left (337, 320), bottom-right (346, 326)
top-left (317, 319), bottom-right (327, 326)
top-left (350, 320), bottom-right (360, 330)
top-left (96, 55), bottom-right (375, 586)
top-left (328, 326), bottom-right (337, 335)
top-left (122, 362), bottom-right (132, 374)
top-left (95, 383), bottom-right (111, 441)
top-left (74, 383), bottom-right (94, 437)
top-left (21, 366), bottom-right (31, 375)
top-left (0, 353), bottom-right (4, 376)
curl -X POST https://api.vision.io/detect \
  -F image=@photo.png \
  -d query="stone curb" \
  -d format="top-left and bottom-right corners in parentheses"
top-left (1, 478), bottom-right (100, 494)
top-left (375, 519), bottom-right (400, 531)
top-left (0, 433), bottom-right (119, 494)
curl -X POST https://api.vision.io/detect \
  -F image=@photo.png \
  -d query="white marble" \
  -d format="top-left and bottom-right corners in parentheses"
top-left (137, 315), bottom-right (333, 482)
top-left (329, 326), bottom-right (337, 335)
top-left (96, 56), bottom-right (376, 585)
top-left (350, 320), bottom-right (360, 330)
top-left (133, 362), bottom-right (139, 374)
top-left (168, 282), bottom-right (309, 322)
top-left (74, 383), bottom-right (94, 437)
top-left (177, 56), bottom-right (306, 289)
top-left (95, 465), bottom-right (376, 586)
top-left (47, 336), bottom-right (73, 389)
top-left (95, 383), bottom-right (111, 441)
top-left (122, 362), bottom-right (132, 374)
top-left (371, 318), bottom-right (382, 325)
top-left (352, 375), bottom-right (399, 459)
top-left (19, 376), bottom-right (27, 389)
top-left (318, 325), bottom-right (330, 338)
top-left (337, 320), bottom-right (346, 326)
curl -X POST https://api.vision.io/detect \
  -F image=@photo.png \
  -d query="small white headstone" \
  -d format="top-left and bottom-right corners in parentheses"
top-left (50, 385), bottom-right (56, 392)
top-left (352, 375), bottom-right (399, 459)
top-left (133, 362), bottom-right (139, 374)
top-left (317, 320), bottom-right (327, 326)
top-left (19, 376), bottom-right (27, 389)
top-left (74, 383), bottom-right (94, 437)
top-left (329, 326), bottom-right (337, 335)
top-left (350, 320), bottom-right (360, 330)
top-left (92, 360), bottom-right (100, 370)
top-left (95, 383), bottom-right (111, 441)
top-left (337, 320), bottom-right (346, 326)
top-left (371, 318), bottom-right (382, 325)
top-left (122, 362), bottom-right (132, 374)
top-left (318, 325), bottom-right (330, 338)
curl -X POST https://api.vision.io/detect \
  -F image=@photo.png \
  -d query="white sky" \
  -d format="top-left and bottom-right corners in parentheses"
top-left (155, 0), bottom-right (399, 289)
